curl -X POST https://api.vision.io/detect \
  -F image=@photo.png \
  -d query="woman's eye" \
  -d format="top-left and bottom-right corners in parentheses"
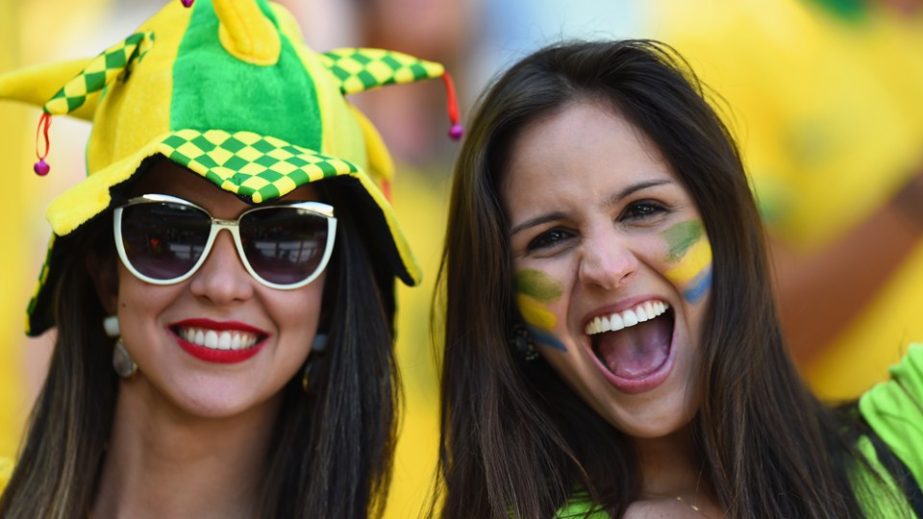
top-left (621, 200), bottom-right (667, 221)
top-left (527, 228), bottom-right (574, 251)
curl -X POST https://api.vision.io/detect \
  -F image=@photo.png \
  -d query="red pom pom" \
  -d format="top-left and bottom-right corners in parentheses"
top-left (33, 159), bottom-right (50, 176)
top-left (181, 0), bottom-right (194, 7)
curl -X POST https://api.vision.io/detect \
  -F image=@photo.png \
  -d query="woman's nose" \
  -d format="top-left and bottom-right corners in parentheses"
top-left (188, 230), bottom-right (255, 304)
top-left (577, 230), bottom-right (639, 291)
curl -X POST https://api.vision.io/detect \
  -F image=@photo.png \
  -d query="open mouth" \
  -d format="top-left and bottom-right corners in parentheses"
top-left (171, 326), bottom-right (264, 351)
top-left (168, 319), bottom-right (270, 364)
top-left (585, 300), bottom-right (675, 392)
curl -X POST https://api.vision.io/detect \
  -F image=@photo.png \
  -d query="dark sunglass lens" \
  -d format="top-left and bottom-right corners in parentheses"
top-left (240, 207), bottom-right (329, 285)
top-left (120, 201), bottom-right (211, 280)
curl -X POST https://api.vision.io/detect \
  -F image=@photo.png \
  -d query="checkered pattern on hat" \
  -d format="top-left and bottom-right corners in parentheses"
top-left (320, 48), bottom-right (444, 95)
top-left (159, 129), bottom-right (360, 203)
top-left (43, 31), bottom-right (155, 115)
top-left (25, 235), bottom-right (55, 335)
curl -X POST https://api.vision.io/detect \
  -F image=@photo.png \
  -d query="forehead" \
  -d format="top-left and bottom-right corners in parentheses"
top-left (129, 158), bottom-right (319, 214)
top-left (501, 100), bottom-right (674, 206)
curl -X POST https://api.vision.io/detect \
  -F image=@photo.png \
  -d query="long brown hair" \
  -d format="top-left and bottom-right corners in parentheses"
top-left (434, 40), bottom-right (895, 518)
top-left (0, 173), bottom-right (399, 519)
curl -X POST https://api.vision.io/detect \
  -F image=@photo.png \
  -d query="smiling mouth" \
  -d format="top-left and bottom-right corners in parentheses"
top-left (586, 301), bottom-right (675, 381)
top-left (168, 319), bottom-right (270, 364)
top-left (172, 326), bottom-right (263, 351)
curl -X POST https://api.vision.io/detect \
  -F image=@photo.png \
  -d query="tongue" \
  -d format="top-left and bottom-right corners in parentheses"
top-left (595, 314), bottom-right (672, 378)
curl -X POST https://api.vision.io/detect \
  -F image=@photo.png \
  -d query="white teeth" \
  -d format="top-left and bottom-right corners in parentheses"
top-left (610, 313), bottom-right (624, 332)
top-left (584, 300), bottom-right (671, 335)
top-left (218, 332), bottom-right (231, 350)
top-left (623, 309), bottom-right (638, 327)
top-left (177, 327), bottom-right (260, 350)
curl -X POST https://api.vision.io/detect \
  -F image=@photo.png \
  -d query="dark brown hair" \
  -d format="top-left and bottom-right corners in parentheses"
top-left (0, 174), bottom-right (399, 519)
top-left (434, 40), bottom-right (895, 518)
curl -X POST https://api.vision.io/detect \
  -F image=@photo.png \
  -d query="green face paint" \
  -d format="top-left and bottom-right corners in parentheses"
top-left (662, 220), bottom-right (705, 263)
top-left (662, 220), bottom-right (713, 303)
top-left (515, 268), bottom-right (564, 302)
top-left (514, 269), bottom-right (566, 351)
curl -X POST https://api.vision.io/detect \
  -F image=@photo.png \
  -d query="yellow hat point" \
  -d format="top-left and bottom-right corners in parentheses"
top-left (213, 0), bottom-right (281, 66)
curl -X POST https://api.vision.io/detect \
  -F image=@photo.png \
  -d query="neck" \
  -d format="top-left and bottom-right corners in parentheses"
top-left (92, 377), bottom-right (282, 518)
top-left (633, 425), bottom-right (708, 499)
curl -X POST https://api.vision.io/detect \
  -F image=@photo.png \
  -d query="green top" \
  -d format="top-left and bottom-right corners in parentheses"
top-left (557, 344), bottom-right (923, 518)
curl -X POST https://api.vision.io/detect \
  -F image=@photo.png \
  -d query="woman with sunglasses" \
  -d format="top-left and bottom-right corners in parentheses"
top-left (0, 0), bottom-right (459, 517)
top-left (435, 40), bottom-right (922, 518)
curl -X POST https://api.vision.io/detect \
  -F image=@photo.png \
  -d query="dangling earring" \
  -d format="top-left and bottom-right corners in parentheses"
top-left (302, 333), bottom-right (329, 393)
top-left (104, 315), bottom-right (137, 378)
top-left (509, 321), bottom-right (538, 362)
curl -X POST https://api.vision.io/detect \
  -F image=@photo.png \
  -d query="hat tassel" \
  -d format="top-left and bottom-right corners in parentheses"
top-left (442, 71), bottom-right (463, 141)
top-left (33, 112), bottom-right (52, 176)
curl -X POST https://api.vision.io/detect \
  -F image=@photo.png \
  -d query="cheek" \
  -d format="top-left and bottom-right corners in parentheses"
top-left (270, 277), bottom-right (326, 342)
top-left (515, 267), bottom-right (567, 351)
top-left (660, 220), bottom-right (713, 303)
top-left (116, 266), bottom-right (179, 335)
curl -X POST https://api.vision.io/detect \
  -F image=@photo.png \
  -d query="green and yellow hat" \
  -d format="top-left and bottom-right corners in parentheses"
top-left (0, 0), bottom-right (462, 336)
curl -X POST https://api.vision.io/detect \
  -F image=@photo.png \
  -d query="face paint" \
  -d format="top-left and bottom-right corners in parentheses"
top-left (515, 269), bottom-right (567, 351)
top-left (662, 220), bottom-right (712, 303)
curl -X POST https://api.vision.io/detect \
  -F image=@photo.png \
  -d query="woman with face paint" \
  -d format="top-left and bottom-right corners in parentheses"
top-left (434, 40), bottom-right (923, 518)
top-left (0, 0), bottom-right (461, 517)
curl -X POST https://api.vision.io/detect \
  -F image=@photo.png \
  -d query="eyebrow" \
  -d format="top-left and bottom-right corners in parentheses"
top-left (509, 178), bottom-right (673, 236)
top-left (601, 179), bottom-right (672, 208)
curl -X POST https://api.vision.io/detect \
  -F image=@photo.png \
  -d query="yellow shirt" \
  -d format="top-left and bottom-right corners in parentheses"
top-left (649, 0), bottom-right (923, 398)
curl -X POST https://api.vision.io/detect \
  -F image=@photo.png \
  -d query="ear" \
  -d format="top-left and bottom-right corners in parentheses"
top-left (87, 250), bottom-right (119, 315)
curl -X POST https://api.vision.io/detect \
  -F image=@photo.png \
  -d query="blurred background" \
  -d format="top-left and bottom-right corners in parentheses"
top-left (2, 0), bottom-right (922, 516)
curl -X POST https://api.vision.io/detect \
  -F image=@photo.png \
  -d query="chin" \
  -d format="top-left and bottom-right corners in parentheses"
top-left (597, 384), bottom-right (698, 440)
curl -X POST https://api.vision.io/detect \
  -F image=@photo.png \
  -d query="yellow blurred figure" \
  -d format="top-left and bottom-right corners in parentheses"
top-left (0, 0), bottom-right (117, 465)
top-left (0, 0), bottom-right (26, 462)
top-left (650, 0), bottom-right (923, 398)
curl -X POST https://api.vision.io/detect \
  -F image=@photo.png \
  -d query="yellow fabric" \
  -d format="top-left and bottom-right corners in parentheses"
top-left (214, 0), bottom-right (281, 66)
top-left (0, 58), bottom-right (96, 119)
top-left (85, 2), bottom-right (187, 177)
top-left (651, 0), bottom-right (923, 398)
top-left (384, 169), bottom-right (445, 518)
top-left (0, 456), bottom-right (11, 495)
top-left (0, 0), bottom-right (27, 461)
top-left (351, 106), bottom-right (396, 183)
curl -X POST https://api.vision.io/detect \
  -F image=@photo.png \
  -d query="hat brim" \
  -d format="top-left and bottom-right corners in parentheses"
top-left (26, 128), bottom-right (420, 336)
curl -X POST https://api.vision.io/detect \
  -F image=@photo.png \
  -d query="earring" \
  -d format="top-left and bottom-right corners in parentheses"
top-left (113, 339), bottom-right (138, 378)
top-left (302, 333), bottom-right (329, 393)
top-left (103, 315), bottom-right (138, 378)
top-left (311, 333), bottom-right (329, 353)
top-left (103, 315), bottom-right (120, 338)
top-left (509, 322), bottom-right (538, 362)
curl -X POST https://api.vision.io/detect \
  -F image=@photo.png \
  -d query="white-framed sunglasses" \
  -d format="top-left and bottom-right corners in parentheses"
top-left (113, 193), bottom-right (337, 290)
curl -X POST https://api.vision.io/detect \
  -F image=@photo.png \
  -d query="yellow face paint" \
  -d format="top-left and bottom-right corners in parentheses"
top-left (515, 269), bottom-right (566, 351)
top-left (662, 220), bottom-right (712, 302)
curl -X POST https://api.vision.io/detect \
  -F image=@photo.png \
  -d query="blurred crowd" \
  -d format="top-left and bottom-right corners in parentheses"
top-left (2, 0), bottom-right (921, 516)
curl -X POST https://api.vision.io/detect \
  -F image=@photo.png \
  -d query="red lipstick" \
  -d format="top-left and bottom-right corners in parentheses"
top-left (169, 318), bottom-right (269, 364)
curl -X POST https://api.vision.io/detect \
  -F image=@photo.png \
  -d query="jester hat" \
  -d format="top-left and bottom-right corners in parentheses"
top-left (0, 0), bottom-right (462, 336)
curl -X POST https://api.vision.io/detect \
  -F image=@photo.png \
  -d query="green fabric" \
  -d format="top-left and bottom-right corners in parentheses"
top-left (556, 344), bottom-right (923, 518)
top-left (170, 0), bottom-right (323, 151)
top-left (44, 32), bottom-right (153, 116)
top-left (859, 343), bottom-right (923, 516)
top-left (554, 495), bottom-right (609, 518)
